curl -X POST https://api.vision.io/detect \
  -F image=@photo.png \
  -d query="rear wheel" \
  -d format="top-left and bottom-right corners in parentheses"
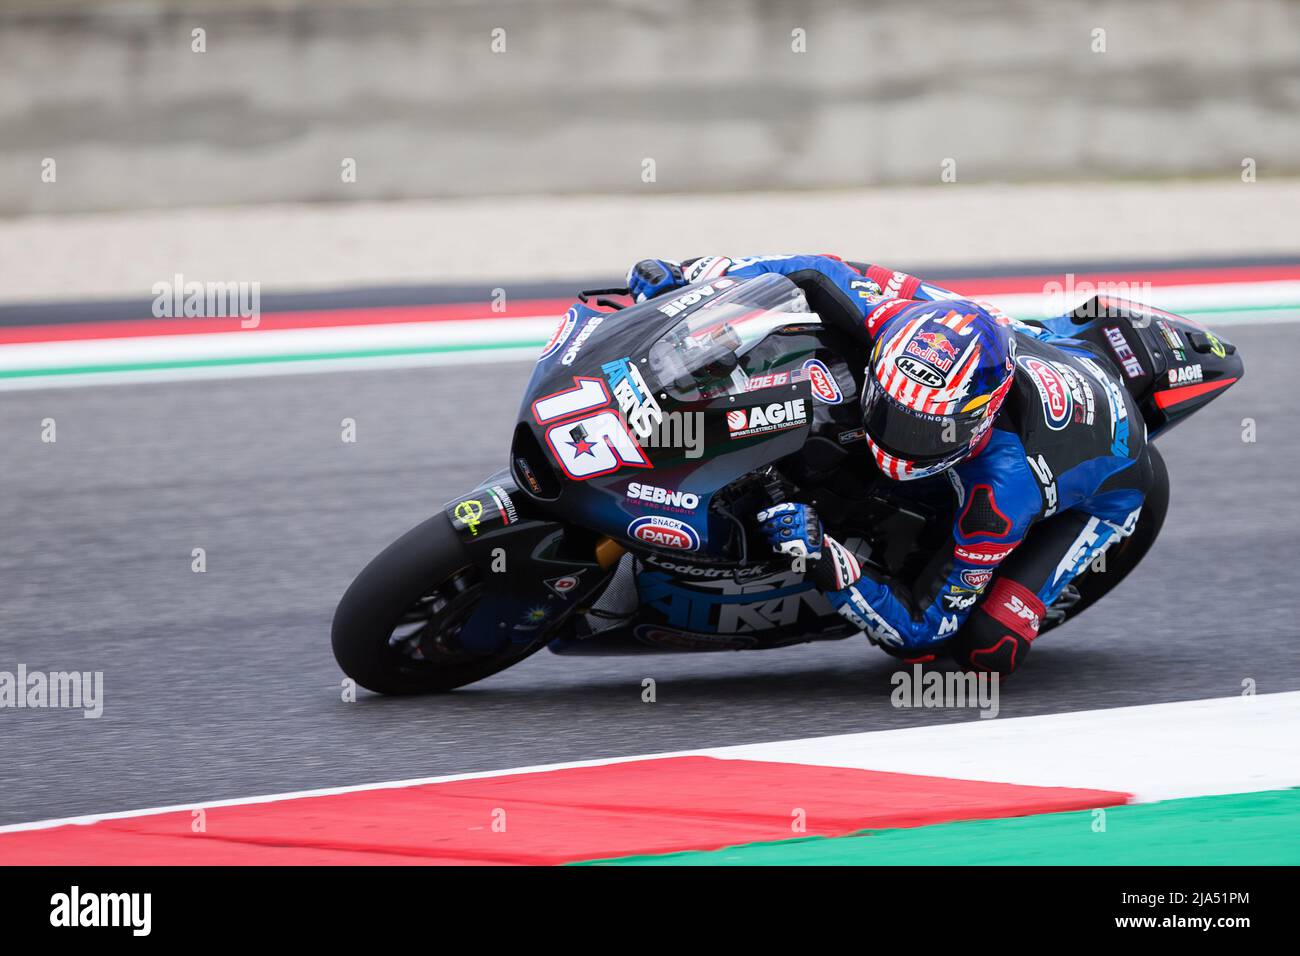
top-left (1039, 445), bottom-right (1170, 634)
top-left (331, 513), bottom-right (544, 694)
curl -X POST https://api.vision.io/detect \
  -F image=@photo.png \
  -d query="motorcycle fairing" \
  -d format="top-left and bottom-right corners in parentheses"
top-left (510, 275), bottom-right (865, 560)
top-left (546, 562), bottom-right (860, 655)
top-left (442, 472), bottom-right (611, 655)
top-left (1037, 295), bottom-right (1244, 439)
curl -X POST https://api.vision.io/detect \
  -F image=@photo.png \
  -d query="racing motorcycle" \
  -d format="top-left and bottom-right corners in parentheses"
top-left (331, 273), bottom-right (1243, 693)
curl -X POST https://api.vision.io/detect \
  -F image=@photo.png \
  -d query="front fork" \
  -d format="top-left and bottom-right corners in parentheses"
top-left (442, 472), bottom-right (619, 655)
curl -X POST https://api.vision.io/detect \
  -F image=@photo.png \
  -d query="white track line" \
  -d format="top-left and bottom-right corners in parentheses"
top-left (0, 316), bottom-right (560, 370)
top-left (2, 692), bottom-right (1295, 835)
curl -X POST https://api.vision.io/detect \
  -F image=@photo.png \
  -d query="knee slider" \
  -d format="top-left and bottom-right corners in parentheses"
top-left (949, 578), bottom-right (1045, 675)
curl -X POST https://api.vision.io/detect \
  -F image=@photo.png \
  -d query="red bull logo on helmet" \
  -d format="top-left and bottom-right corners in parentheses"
top-left (915, 330), bottom-right (959, 359)
top-left (906, 329), bottom-right (961, 372)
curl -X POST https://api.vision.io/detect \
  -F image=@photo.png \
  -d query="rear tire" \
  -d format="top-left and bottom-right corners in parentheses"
top-left (331, 513), bottom-right (543, 694)
top-left (1039, 445), bottom-right (1170, 634)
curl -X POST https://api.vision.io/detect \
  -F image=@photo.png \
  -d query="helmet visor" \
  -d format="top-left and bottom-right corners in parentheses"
top-left (861, 372), bottom-right (986, 466)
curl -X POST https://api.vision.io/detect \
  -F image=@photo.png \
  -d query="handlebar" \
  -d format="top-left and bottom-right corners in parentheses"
top-left (577, 287), bottom-right (632, 310)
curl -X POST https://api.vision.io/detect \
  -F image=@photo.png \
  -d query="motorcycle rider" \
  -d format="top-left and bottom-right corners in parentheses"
top-left (626, 255), bottom-right (1167, 674)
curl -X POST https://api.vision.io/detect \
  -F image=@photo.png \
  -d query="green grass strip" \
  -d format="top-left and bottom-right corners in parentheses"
top-left (575, 789), bottom-right (1300, 865)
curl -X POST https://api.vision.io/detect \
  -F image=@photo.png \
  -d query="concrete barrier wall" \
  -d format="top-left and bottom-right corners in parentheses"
top-left (3, 0), bottom-right (1299, 214)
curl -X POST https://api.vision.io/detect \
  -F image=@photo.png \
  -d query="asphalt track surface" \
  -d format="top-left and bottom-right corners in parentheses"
top-left (2, 323), bottom-right (1298, 825)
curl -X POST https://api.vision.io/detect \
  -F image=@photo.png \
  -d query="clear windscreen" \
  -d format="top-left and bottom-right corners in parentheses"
top-left (646, 274), bottom-right (814, 399)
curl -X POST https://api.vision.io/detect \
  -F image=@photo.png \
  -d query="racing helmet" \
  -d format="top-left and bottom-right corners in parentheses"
top-left (861, 301), bottom-right (1016, 480)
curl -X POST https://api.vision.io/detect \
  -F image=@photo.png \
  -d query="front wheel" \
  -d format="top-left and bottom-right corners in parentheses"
top-left (331, 513), bottom-right (543, 694)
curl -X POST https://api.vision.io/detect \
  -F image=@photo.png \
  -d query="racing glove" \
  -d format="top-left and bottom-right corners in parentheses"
top-left (626, 258), bottom-right (686, 302)
top-left (760, 503), bottom-right (930, 653)
top-left (756, 502), bottom-right (865, 594)
top-left (757, 502), bottom-right (861, 589)
top-left (756, 502), bottom-right (824, 559)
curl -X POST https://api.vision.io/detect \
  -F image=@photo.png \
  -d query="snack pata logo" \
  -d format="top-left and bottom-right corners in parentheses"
top-left (1017, 355), bottom-right (1072, 430)
top-left (802, 359), bottom-right (843, 404)
top-left (627, 515), bottom-right (700, 551)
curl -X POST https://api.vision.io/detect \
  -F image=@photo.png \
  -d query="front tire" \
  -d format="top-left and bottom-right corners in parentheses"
top-left (331, 513), bottom-right (543, 694)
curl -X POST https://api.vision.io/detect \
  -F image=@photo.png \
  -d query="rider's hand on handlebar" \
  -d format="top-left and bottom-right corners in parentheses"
top-left (756, 502), bottom-right (824, 561)
top-left (626, 259), bottom-right (686, 303)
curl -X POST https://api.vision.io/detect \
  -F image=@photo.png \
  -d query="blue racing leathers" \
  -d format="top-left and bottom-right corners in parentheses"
top-left (643, 253), bottom-right (1152, 664)
top-left (821, 335), bottom-right (1148, 656)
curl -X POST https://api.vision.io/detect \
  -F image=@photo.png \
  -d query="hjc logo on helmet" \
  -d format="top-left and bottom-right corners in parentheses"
top-left (896, 355), bottom-right (945, 387)
top-left (908, 330), bottom-right (961, 368)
